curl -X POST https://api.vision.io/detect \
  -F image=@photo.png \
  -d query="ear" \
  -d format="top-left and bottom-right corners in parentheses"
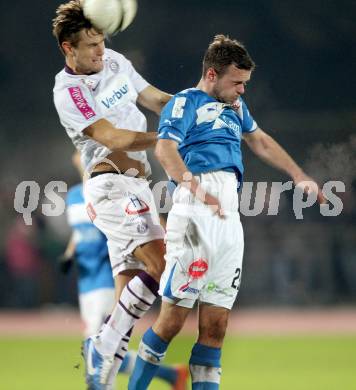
top-left (61, 41), bottom-right (73, 56)
top-left (206, 67), bottom-right (218, 82)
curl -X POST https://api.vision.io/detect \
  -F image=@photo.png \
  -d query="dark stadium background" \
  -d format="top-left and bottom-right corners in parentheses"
top-left (0, 0), bottom-right (355, 308)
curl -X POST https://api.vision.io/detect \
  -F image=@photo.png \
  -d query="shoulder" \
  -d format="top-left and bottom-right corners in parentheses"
top-left (103, 48), bottom-right (130, 68)
top-left (53, 70), bottom-right (86, 98)
top-left (171, 88), bottom-right (203, 106)
top-left (66, 183), bottom-right (84, 205)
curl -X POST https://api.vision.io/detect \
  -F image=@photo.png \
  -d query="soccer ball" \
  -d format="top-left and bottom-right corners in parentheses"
top-left (83, 0), bottom-right (138, 35)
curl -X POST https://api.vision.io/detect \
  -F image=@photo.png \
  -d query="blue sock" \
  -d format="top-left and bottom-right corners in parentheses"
top-left (119, 351), bottom-right (136, 374)
top-left (189, 343), bottom-right (222, 389)
top-left (128, 327), bottom-right (169, 390)
top-left (156, 365), bottom-right (178, 385)
top-left (119, 350), bottom-right (178, 385)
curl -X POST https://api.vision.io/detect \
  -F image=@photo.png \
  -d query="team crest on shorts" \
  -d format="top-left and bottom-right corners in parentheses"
top-left (125, 195), bottom-right (150, 215)
top-left (137, 222), bottom-right (148, 234)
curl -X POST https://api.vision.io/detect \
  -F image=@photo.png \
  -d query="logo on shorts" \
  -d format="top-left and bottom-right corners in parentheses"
top-left (125, 196), bottom-right (150, 215)
top-left (86, 202), bottom-right (97, 221)
top-left (188, 259), bottom-right (208, 278)
top-left (179, 284), bottom-right (199, 294)
top-left (178, 258), bottom-right (208, 295)
top-left (205, 282), bottom-right (235, 297)
top-left (137, 222), bottom-right (148, 234)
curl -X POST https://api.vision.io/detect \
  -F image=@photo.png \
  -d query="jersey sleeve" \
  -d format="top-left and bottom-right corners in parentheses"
top-left (157, 94), bottom-right (196, 144)
top-left (117, 52), bottom-right (150, 94)
top-left (54, 84), bottom-right (103, 135)
top-left (240, 98), bottom-right (258, 133)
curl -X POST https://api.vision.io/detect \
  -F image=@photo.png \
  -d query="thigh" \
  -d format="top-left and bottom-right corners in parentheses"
top-left (159, 212), bottom-right (209, 308)
top-left (84, 174), bottom-right (165, 276)
top-left (200, 214), bottom-right (244, 309)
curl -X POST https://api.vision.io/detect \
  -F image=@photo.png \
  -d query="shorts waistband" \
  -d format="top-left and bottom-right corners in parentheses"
top-left (171, 203), bottom-right (239, 217)
top-left (89, 171), bottom-right (120, 179)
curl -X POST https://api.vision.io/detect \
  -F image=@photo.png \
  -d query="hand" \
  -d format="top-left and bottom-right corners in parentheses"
top-left (203, 192), bottom-right (226, 219)
top-left (293, 172), bottom-right (327, 205)
top-left (58, 254), bottom-right (74, 274)
top-left (195, 187), bottom-right (226, 219)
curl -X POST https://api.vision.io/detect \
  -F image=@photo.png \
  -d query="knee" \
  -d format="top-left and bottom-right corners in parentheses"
top-left (154, 316), bottom-right (183, 342)
top-left (153, 305), bottom-right (187, 342)
top-left (199, 316), bottom-right (228, 346)
top-left (146, 257), bottom-right (165, 282)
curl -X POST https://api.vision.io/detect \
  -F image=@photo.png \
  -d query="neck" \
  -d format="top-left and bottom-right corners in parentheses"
top-left (65, 58), bottom-right (80, 74)
top-left (197, 78), bottom-right (215, 98)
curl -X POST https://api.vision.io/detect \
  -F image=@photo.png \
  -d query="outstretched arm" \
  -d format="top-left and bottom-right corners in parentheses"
top-left (137, 85), bottom-right (172, 115)
top-left (83, 118), bottom-right (157, 151)
top-left (243, 127), bottom-right (326, 203)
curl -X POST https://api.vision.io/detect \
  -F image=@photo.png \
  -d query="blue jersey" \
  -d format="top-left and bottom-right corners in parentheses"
top-left (66, 184), bottom-right (114, 294)
top-left (158, 88), bottom-right (257, 187)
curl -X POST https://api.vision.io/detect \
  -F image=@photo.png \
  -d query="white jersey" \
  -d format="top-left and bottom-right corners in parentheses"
top-left (53, 48), bottom-right (151, 175)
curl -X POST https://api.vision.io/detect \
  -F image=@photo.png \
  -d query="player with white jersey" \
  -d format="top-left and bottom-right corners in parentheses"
top-left (52, 2), bottom-right (171, 389)
top-left (64, 183), bottom-right (114, 335)
top-left (62, 155), bottom-right (188, 389)
top-left (128, 35), bottom-right (326, 389)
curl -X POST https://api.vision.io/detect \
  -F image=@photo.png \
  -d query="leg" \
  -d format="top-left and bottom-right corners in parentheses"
top-left (188, 304), bottom-right (229, 390)
top-left (83, 175), bottom-right (166, 388)
top-left (197, 304), bottom-right (229, 348)
top-left (98, 239), bottom-right (165, 356)
top-left (99, 242), bottom-right (165, 385)
top-left (128, 301), bottom-right (191, 390)
top-left (133, 239), bottom-right (166, 282)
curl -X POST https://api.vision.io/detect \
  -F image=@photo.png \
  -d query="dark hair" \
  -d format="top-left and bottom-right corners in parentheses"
top-left (52, 0), bottom-right (96, 51)
top-left (203, 34), bottom-right (255, 76)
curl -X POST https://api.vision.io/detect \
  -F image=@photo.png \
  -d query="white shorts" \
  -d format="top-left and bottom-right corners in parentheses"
top-left (79, 288), bottom-right (115, 338)
top-left (84, 173), bottom-right (165, 276)
top-left (159, 171), bottom-right (244, 310)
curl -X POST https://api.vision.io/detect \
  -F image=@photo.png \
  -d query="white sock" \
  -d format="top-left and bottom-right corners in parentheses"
top-left (96, 272), bottom-right (158, 356)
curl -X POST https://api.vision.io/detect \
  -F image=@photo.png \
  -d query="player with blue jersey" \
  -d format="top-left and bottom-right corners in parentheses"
top-left (128, 35), bottom-right (325, 389)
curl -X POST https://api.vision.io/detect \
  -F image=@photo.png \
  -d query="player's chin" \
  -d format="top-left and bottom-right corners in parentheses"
top-left (92, 61), bottom-right (103, 72)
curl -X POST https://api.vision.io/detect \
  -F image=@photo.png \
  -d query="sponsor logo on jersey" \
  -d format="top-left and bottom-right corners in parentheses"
top-left (188, 258), bottom-right (208, 278)
top-left (101, 85), bottom-right (129, 109)
top-left (68, 87), bottom-right (96, 120)
top-left (125, 196), bottom-right (150, 215)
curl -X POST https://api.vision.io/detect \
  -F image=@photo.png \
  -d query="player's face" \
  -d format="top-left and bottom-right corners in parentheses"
top-left (70, 29), bottom-right (105, 74)
top-left (213, 65), bottom-right (252, 104)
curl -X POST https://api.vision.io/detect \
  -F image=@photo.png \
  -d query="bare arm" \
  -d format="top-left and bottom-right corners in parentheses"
top-left (155, 139), bottom-right (225, 217)
top-left (83, 118), bottom-right (157, 151)
top-left (137, 85), bottom-right (172, 115)
top-left (243, 127), bottom-right (326, 203)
